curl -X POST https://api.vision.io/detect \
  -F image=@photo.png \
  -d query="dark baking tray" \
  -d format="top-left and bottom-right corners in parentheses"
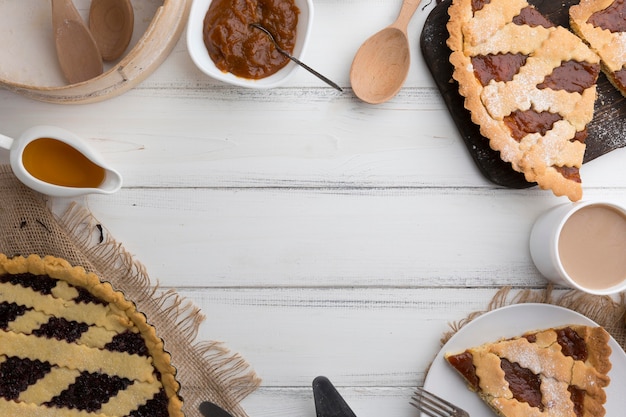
top-left (420, 0), bottom-right (626, 188)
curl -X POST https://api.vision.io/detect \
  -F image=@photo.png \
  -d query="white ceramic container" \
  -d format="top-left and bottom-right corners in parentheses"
top-left (187, 0), bottom-right (313, 88)
top-left (529, 200), bottom-right (626, 295)
top-left (0, 126), bottom-right (122, 197)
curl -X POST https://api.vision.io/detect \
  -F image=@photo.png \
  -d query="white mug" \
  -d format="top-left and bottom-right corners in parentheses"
top-left (529, 201), bottom-right (626, 295)
top-left (0, 126), bottom-right (122, 197)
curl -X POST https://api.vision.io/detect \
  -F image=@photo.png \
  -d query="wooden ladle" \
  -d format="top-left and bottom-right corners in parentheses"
top-left (89, 0), bottom-right (134, 61)
top-left (349, 0), bottom-right (422, 104)
top-left (51, 0), bottom-right (103, 84)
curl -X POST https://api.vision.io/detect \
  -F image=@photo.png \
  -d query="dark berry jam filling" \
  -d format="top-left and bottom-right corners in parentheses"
top-left (0, 302), bottom-right (29, 329)
top-left (0, 272), bottom-right (57, 295)
top-left (33, 317), bottom-right (89, 343)
top-left (45, 371), bottom-right (132, 412)
top-left (73, 286), bottom-right (108, 306)
top-left (128, 388), bottom-right (171, 417)
top-left (0, 357), bottom-right (52, 400)
top-left (105, 331), bottom-right (150, 356)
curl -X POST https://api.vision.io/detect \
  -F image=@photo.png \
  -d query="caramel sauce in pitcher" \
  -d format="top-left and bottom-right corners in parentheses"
top-left (22, 138), bottom-right (105, 188)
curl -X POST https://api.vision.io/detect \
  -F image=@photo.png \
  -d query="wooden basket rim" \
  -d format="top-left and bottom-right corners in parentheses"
top-left (0, 0), bottom-right (191, 104)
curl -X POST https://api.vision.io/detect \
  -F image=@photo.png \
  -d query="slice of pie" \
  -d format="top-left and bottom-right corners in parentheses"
top-left (447, 0), bottom-right (601, 201)
top-left (0, 254), bottom-right (184, 417)
top-left (445, 325), bottom-right (612, 417)
top-left (570, 0), bottom-right (626, 97)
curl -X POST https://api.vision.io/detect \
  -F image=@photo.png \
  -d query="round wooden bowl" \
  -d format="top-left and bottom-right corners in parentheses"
top-left (0, 0), bottom-right (190, 104)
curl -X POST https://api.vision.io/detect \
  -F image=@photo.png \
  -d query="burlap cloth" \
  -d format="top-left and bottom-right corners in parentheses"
top-left (0, 165), bottom-right (260, 417)
top-left (442, 287), bottom-right (626, 350)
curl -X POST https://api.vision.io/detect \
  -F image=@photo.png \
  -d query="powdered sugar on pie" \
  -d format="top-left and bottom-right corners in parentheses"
top-left (0, 254), bottom-right (184, 417)
top-left (445, 325), bottom-right (611, 417)
top-left (447, 0), bottom-right (601, 201)
top-left (570, 0), bottom-right (626, 97)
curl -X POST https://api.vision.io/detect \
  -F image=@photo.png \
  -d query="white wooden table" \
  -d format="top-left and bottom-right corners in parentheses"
top-left (1, 1), bottom-right (626, 416)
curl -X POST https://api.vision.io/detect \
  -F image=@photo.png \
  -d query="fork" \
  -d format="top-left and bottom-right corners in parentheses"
top-left (410, 387), bottom-right (470, 417)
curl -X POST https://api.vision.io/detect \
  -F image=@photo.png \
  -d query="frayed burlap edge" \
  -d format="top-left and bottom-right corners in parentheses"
top-left (58, 202), bottom-right (262, 417)
top-left (441, 286), bottom-right (626, 350)
top-left (0, 165), bottom-right (261, 417)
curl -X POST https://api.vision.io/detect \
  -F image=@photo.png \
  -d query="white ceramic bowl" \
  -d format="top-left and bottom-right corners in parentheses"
top-left (187, 0), bottom-right (313, 88)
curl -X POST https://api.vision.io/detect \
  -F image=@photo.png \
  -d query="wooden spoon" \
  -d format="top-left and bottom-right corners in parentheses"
top-left (51, 0), bottom-right (103, 84)
top-left (349, 0), bottom-right (422, 104)
top-left (89, 0), bottom-right (134, 61)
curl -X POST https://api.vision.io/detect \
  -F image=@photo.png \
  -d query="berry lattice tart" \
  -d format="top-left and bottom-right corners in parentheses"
top-left (570, 0), bottom-right (626, 97)
top-left (445, 325), bottom-right (612, 417)
top-left (0, 254), bottom-right (184, 416)
top-left (447, 0), bottom-right (601, 201)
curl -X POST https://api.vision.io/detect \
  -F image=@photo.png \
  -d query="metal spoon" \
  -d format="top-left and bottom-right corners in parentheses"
top-left (249, 23), bottom-right (343, 92)
top-left (51, 0), bottom-right (103, 84)
top-left (89, 0), bottom-right (134, 61)
top-left (349, 0), bottom-right (422, 104)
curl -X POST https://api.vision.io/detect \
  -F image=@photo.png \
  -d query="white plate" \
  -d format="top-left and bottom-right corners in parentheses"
top-left (423, 303), bottom-right (626, 416)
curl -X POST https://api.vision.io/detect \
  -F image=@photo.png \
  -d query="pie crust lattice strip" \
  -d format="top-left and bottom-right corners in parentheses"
top-left (445, 325), bottom-right (612, 417)
top-left (0, 254), bottom-right (184, 417)
top-left (447, 0), bottom-right (601, 201)
top-left (570, 0), bottom-right (626, 97)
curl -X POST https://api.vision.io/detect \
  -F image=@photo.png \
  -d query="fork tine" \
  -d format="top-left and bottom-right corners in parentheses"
top-left (410, 387), bottom-right (462, 417)
top-left (415, 387), bottom-right (460, 410)
top-left (410, 397), bottom-right (444, 417)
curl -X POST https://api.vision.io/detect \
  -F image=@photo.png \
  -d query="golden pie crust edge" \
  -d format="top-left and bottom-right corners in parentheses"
top-left (446, 0), bottom-right (601, 202)
top-left (444, 325), bottom-right (612, 417)
top-left (0, 253), bottom-right (184, 417)
top-left (570, 0), bottom-right (626, 97)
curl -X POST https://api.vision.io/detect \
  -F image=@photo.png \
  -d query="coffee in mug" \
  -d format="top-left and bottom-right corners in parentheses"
top-left (530, 201), bottom-right (626, 295)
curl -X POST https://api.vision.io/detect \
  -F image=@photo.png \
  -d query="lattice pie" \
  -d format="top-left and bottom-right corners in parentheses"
top-left (447, 0), bottom-right (601, 201)
top-left (0, 254), bottom-right (184, 416)
top-left (445, 325), bottom-right (612, 417)
top-left (570, 0), bottom-right (626, 97)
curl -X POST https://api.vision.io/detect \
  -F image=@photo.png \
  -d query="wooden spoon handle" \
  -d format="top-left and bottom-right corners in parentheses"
top-left (392, 0), bottom-right (422, 31)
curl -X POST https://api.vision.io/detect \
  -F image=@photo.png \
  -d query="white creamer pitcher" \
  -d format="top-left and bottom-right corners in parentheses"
top-left (0, 126), bottom-right (122, 197)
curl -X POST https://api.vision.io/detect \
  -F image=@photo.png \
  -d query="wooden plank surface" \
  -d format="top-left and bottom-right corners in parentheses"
top-left (1, 0), bottom-right (626, 416)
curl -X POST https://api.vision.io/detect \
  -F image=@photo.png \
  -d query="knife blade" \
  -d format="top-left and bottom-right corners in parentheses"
top-left (199, 401), bottom-right (235, 417)
top-left (313, 376), bottom-right (357, 417)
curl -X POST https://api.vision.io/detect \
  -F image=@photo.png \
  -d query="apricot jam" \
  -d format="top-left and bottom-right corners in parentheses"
top-left (203, 0), bottom-right (299, 79)
top-left (446, 352), bottom-right (479, 390)
top-left (500, 357), bottom-right (543, 410)
top-left (471, 53), bottom-right (528, 86)
top-left (588, 0), bottom-right (626, 33)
